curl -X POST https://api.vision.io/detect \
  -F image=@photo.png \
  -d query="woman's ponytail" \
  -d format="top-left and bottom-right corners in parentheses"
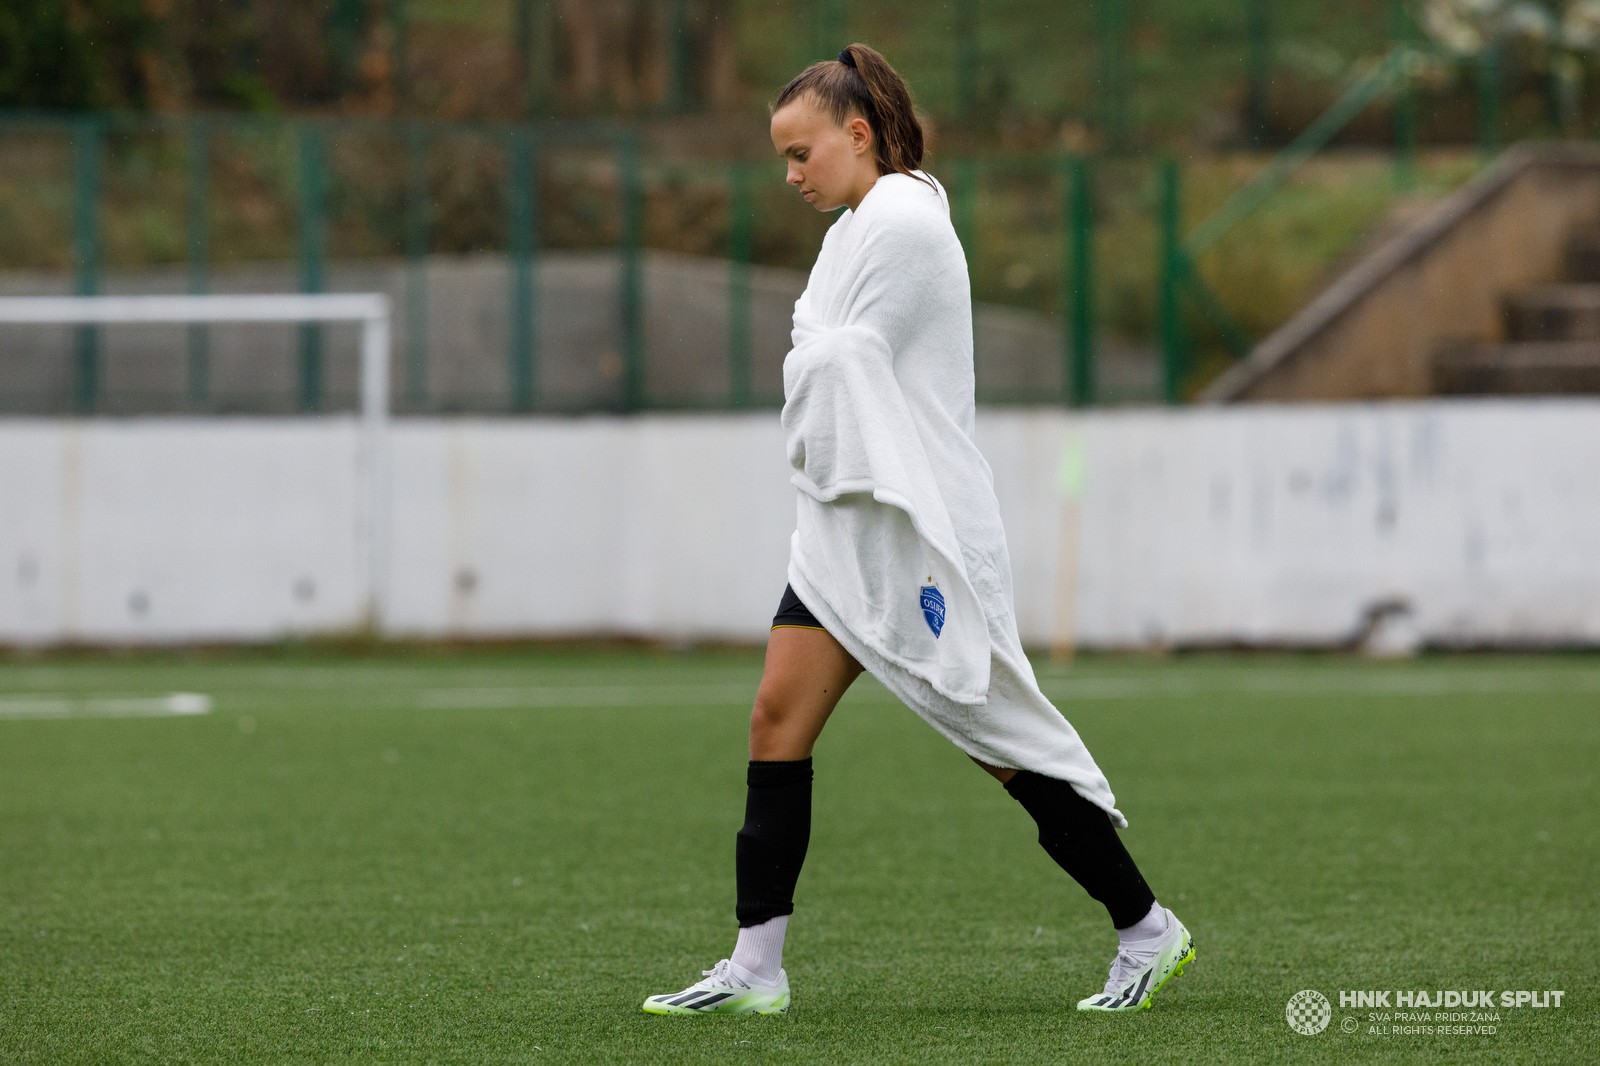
top-left (838, 44), bottom-right (924, 178)
top-left (772, 43), bottom-right (927, 182)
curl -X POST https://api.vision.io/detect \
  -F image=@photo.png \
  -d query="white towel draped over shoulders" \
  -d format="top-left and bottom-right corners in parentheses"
top-left (781, 171), bottom-right (1125, 826)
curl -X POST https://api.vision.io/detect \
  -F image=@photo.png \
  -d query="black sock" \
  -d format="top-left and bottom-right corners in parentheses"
top-left (735, 758), bottom-right (814, 927)
top-left (1003, 770), bottom-right (1157, 929)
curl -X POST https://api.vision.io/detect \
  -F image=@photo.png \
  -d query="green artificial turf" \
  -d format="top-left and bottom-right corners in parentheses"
top-left (1, 649), bottom-right (1596, 1064)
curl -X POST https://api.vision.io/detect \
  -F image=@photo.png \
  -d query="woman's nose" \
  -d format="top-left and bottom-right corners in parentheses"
top-left (786, 164), bottom-right (802, 185)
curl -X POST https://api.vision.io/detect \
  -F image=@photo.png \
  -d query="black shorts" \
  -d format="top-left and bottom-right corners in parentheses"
top-left (771, 584), bottom-right (825, 631)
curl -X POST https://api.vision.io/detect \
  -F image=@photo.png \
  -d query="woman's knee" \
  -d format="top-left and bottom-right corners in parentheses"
top-left (749, 684), bottom-right (830, 760)
top-left (749, 686), bottom-right (792, 742)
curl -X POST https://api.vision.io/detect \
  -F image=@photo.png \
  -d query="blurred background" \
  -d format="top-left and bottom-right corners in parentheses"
top-left (7, 14), bottom-right (1598, 1061)
top-left (5, 0), bottom-right (1600, 650)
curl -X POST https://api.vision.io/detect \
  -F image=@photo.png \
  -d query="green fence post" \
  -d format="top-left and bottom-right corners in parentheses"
top-left (186, 116), bottom-right (210, 409)
top-left (515, 0), bottom-right (555, 115)
top-left (297, 121), bottom-right (326, 413)
top-left (813, 0), bottom-right (846, 60)
top-left (71, 117), bottom-right (102, 414)
top-left (666, 0), bottom-right (692, 112)
top-left (1390, 1), bottom-right (1417, 188)
top-left (1095, 0), bottom-right (1128, 151)
top-left (1245, 0), bottom-right (1270, 147)
top-left (728, 160), bottom-right (752, 407)
top-left (404, 121), bottom-right (429, 408)
top-left (953, 156), bottom-right (977, 383)
top-left (1065, 154), bottom-right (1095, 407)
top-left (955, 0), bottom-right (978, 118)
top-left (328, 0), bottom-right (364, 94)
top-left (953, 156), bottom-right (977, 269)
top-left (619, 131), bottom-right (644, 411)
top-left (514, 0), bottom-right (533, 115)
top-left (1157, 156), bottom-right (1185, 404)
top-left (1478, 43), bottom-right (1501, 157)
top-left (507, 126), bottom-right (538, 412)
top-left (391, 0), bottom-right (409, 110)
top-left (526, 0), bottom-right (553, 114)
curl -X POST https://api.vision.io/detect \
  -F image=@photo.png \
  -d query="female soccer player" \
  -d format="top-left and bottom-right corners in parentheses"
top-left (643, 43), bottom-right (1192, 1017)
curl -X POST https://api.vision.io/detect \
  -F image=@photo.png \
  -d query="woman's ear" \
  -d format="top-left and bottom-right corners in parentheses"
top-left (847, 115), bottom-right (873, 155)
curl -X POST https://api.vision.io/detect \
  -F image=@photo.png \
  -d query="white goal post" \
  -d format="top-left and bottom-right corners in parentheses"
top-left (0, 293), bottom-right (394, 627)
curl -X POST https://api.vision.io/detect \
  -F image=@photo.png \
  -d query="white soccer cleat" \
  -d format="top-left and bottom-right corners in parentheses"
top-left (1077, 908), bottom-right (1194, 1012)
top-left (641, 958), bottom-right (791, 1015)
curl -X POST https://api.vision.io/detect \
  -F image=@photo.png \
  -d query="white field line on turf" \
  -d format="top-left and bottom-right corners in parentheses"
top-left (416, 670), bottom-right (1600, 708)
top-left (1036, 670), bottom-right (1600, 700)
top-left (418, 685), bottom-right (761, 708)
top-left (150, 667), bottom-right (761, 690)
top-left (0, 693), bottom-right (212, 720)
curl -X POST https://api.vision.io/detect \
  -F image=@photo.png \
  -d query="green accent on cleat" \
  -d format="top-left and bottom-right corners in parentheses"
top-left (642, 961), bottom-right (790, 1016)
top-left (1077, 911), bottom-right (1195, 1012)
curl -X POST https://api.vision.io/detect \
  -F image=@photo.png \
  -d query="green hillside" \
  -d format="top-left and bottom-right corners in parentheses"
top-left (3, 1), bottom-right (1590, 150)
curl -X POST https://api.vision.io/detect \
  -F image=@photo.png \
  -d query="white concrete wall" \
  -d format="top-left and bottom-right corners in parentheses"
top-left (4, 400), bottom-right (1600, 648)
top-left (1, 420), bottom-right (366, 643)
top-left (385, 415), bottom-right (793, 640)
top-left (986, 402), bottom-right (1600, 648)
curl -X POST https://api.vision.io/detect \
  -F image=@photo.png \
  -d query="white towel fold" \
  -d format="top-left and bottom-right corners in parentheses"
top-left (781, 171), bottom-right (1126, 826)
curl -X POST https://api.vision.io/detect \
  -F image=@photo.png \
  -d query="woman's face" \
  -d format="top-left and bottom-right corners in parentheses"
top-left (770, 96), bottom-right (878, 213)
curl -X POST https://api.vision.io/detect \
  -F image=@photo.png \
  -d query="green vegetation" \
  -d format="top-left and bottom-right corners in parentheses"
top-left (0, 2), bottom-right (1555, 383)
top-left (923, 148), bottom-right (1482, 349)
top-left (1179, 148), bottom-right (1482, 373)
top-left (2, 647), bottom-right (1595, 1062)
top-left (4, 1), bottom-right (1589, 147)
top-left (0, 115), bottom-right (1483, 361)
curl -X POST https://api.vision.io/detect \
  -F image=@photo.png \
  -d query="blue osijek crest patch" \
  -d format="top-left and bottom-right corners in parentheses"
top-left (920, 585), bottom-right (946, 638)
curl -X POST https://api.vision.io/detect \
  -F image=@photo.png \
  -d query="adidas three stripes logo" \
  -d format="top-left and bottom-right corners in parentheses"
top-left (1092, 967), bottom-right (1154, 1009)
top-left (660, 989), bottom-right (737, 1010)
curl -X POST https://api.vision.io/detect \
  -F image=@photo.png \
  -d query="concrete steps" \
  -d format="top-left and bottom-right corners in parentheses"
top-left (1561, 223), bottom-right (1600, 281)
top-left (1504, 284), bottom-right (1600, 342)
top-left (1201, 144), bottom-right (1600, 402)
top-left (1433, 223), bottom-right (1600, 395)
top-left (1434, 340), bottom-right (1600, 394)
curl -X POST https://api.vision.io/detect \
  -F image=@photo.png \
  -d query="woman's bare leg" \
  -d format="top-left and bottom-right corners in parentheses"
top-left (719, 625), bottom-right (864, 989)
top-left (749, 626), bottom-right (863, 759)
top-left (755, 638), bottom-right (1005, 777)
top-left (971, 757), bottom-right (1017, 783)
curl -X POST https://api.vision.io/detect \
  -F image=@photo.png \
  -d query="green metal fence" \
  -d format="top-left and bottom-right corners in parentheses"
top-left (0, 37), bottom-right (1494, 416)
top-left (40, 0), bottom-right (1562, 155)
top-left (0, 110), bottom-right (1122, 414)
top-left (1, 112), bottom-right (659, 414)
top-left (1156, 44), bottom-right (1425, 402)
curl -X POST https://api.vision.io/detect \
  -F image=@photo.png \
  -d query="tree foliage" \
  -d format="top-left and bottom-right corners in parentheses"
top-left (0, 0), bottom-right (165, 109)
